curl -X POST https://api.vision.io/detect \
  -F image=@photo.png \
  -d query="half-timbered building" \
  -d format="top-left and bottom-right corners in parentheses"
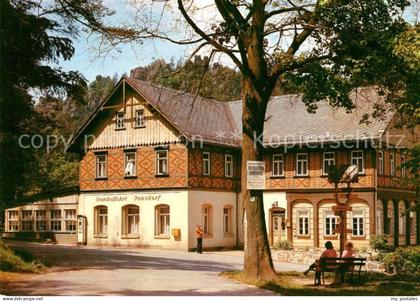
top-left (4, 76), bottom-right (419, 251)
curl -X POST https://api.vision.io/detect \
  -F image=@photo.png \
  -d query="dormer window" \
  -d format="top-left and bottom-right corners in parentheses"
top-left (116, 112), bottom-right (125, 130)
top-left (135, 109), bottom-right (145, 128)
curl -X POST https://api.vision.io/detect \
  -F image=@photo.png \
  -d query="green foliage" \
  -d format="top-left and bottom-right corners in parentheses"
top-left (382, 246), bottom-right (420, 275)
top-left (273, 240), bottom-right (293, 250)
top-left (0, 240), bottom-right (44, 272)
top-left (131, 56), bottom-right (242, 102)
top-left (370, 235), bottom-right (391, 252)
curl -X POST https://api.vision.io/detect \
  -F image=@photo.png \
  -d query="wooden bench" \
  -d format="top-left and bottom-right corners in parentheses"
top-left (319, 257), bottom-right (367, 286)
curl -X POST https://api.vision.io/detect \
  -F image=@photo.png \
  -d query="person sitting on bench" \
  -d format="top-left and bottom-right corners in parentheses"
top-left (333, 242), bottom-right (356, 285)
top-left (303, 241), bottom-right (337, 285)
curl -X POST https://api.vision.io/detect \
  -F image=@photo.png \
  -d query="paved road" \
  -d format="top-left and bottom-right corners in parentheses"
top-left (1, 241), bottom-right (306, 296)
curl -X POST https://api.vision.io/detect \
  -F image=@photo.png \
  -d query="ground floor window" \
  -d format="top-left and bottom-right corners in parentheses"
top-left (22, 221), bottom-right (33, 231)
top-left (324, 211), bottom-right (337, 236)
top-left (50, 220), bottom-right (62, 232)
top-left (352, 211), bottom-right (364, 236)
top-left (297, 210), bottom-right (310, 236)
top-left (65, 209), bottom-right (77, 232)
top-left (123, 205), bottom-right (139, 235)
top-left (155, 205), bottom-right (170, 236)
top-left (95, 206), bottom-right (108, 236)
top-left (202, 205), bottom-right (212, 235)
top-left (223, 206), bottom-right (232, 235)
top-left (9, 221), bottom-right (19, 231)
top-left (36, 221), bottom-right (47, 231)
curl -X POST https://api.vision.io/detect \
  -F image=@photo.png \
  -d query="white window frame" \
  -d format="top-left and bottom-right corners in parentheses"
top-left (378, 151), bottom-right (384, 175)
top-left (124, 151), bottom-right (137, 177)
top-left (352, 210), bottom-right (365, 237)
top-left (64, 209), bottom-right (77, 232)
top-left (95, 153), bottom-right (107, 179)
top-left (272, 154), bottom-right (284, 177)
top-left (8, 210), bottom-right (19, 231)
top-left (399, 211), bottom-right (406, 235)
top-left (297, 210), bottom-right (310, 236)
top-left (202, 205), bottom-right (213, 235)
top-left (36, 210), bottom-right (47, 231)
top-left (123, 205), bottom-right (140, 236)
top-left (115, 111), bottom-right (125, 129)
top-left (95, 206), bottom-right (108, 236)
top-left (225, 154), bottom-right (233, 178)
top-left (21, 210), bottom-right (32, 220)
top-left (155, 150), bottom-right (168, 176)
top-left (390, 153), bottom-right (395, 176)
top-left (401, 155), bottom-right (406, 177)
top-left (223, 206), bottom-right (232, 235)
top-left (134, 109), bottom-right (145, 128)
top-left (155, 205), bottom-right (170, 236)
top-left (376, 207), bottom-right (383, 235)
top-left (296, 153), bottom-right (308, 176)
top-left (50, 210), bottom-right (62, 232)
top-left (22, 221), bottom-right (33, 231)
top-left (351, 150), bottom-right (365, 174)
top-left (322, 152), bottom-right (335, 176)
top-left (324, 211), bottom-right (337, 236)
top-left (203, 152), bottom-right (211, 176)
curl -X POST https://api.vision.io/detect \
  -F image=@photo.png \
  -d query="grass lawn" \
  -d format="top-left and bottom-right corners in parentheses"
top-left (221, 271), bottom-right (420, 296)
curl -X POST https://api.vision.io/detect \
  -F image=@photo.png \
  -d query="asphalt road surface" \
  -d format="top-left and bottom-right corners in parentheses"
top-left (1, 241), bottom-right (306, 296)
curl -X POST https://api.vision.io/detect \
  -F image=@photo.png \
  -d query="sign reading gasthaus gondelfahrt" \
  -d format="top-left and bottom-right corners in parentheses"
top-left (247, 161), bottom-right (265, 190)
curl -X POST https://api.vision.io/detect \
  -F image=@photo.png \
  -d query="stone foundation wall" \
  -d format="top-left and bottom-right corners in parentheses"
top-left (272, 248), bottom-right (385, 272)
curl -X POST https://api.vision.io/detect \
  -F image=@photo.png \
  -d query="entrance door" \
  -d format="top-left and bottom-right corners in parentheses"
top-left (271, 212), bottom-right (283, 245)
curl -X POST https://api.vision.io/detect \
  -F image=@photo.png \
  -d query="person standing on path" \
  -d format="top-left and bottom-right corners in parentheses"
top-left (195, 224), bottom-right (204, 253)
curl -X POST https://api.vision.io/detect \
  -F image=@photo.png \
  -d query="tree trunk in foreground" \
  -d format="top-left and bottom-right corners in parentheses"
top-left (241, 81), bottom-right (277, 281)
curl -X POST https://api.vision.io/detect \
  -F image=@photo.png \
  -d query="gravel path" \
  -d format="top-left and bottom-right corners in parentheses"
top-left (1, 241), bottom-right (306, 296)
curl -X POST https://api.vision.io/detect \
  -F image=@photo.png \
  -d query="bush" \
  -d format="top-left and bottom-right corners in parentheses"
top-left (13, 248), bottom-right (35, 262)
top-left (274, 240), bottom-right (293, 250)
top-left (370, 234), bottom-right (391, 252)
top-left (382, 246), bottom-right (420, 276)
top-left (0, 240), bottom-right (44, 273)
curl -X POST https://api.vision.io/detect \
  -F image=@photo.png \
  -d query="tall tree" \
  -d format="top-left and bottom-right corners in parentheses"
top-left (0, 0), bottom-right (111, 208)
top-left (82, 0), bottom-right (415, 280)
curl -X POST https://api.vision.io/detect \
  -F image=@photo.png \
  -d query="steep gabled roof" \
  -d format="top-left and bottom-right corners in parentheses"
top-left (67, 77), bottom-right (394, 152)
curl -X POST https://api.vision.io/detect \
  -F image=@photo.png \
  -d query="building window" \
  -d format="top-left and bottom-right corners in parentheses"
top-left (225, 154), bottom-right (233, 177)
top-left (297, 210), bottom-right (310, 235)
top-left (50, 210), bottom-right (62, 232)
top-left (272, 154), bottom-right (284, 177)
top-left (156, 150), bottom-right (168, 175)
top-left (95, 153), bottom-right (107, 179)
top-left (36, 210), bottom-right (47, 231)
top-left (223, 206), bottom-right (232, 235)
top-left (124, 151), bottom-right (136, 177)
top-left (116, 112), bottom-right (125, 129)
top-left (390, 153), bottom-right (395, 176)
top-left (123, 205), bottom-right (140, 236)
top-left (324, 211), bottom-right (337, 236)
top-left (378, 151), bottom-right (384, 175)
top-left (94, 206), bottom-right (108, 236)
top-left (202, 205), bottom-right (213, 235)
top-left (399, 204), bottom-right (406, 235)
top-left (135, 109), bottom-right (145, 128)
top-left (352, 211), bottom-right (364, 236)
top-left (155, 205), bottom-right (170, 236)
top-left (65, 209), bottom-right (77, 232)
top-left (376, 207), bottom-right (383, 235)
top-left (401, 155), bottom-right (406, 177)
top-left (322, 152), bottom-right (335, 175)
top-left (351, 150), bottom-right (364, 174)
top-left (21, 210), bottom-right (32, 220)
top-left (203, 152), bottom-right (211, 176)
top-left (296, 153), bottom-right (308, 176)
top-left (8, 211), bottom-right (19, 231)
top-left (22, 221), bottom-right (33, 231)
top-left (388, 206), bottom-right (394, 235)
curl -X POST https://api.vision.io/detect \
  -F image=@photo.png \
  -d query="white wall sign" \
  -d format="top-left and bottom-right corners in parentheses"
top-left (247, 161), bottom-right (265, 190)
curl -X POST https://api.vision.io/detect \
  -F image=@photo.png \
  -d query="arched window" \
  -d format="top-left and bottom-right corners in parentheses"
top-left (223, 205), bottom-right (233, 235)
top-left (376, 200), bottom-right (384, 235)
top-left (155, 205), bottom-right (170, 236)
top-left (398, 201), bottom-right (406, 235)
top-left (202, 204), bottom-right (213, 235)
top-left (94, 206), bottom-right (108, 236)
top-left (122, 205), bottom-right (139, 236)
